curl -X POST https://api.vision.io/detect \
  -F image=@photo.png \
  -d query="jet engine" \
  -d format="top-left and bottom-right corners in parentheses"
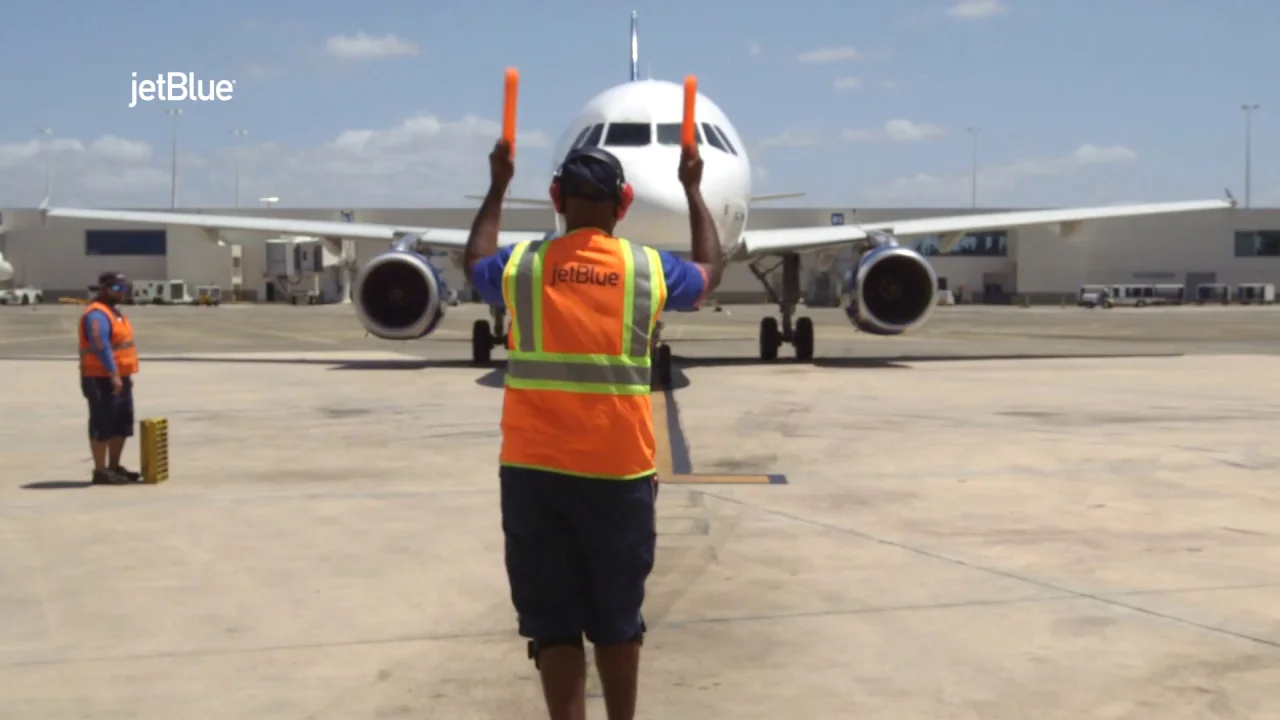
top-left (842, 245), bottom-right (938, 335)
top-left (352, 235), bottom-right (448, 340)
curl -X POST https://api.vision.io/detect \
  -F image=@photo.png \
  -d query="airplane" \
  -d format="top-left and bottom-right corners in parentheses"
top-left (45, 11), bottom-right (1235, 385)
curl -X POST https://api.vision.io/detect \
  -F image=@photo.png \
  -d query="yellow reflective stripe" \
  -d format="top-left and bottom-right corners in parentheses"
top-left (512, 351), bottom-right (649, 367)
top-left (507, 357), bottom-right (648, 385)
top-left (643, 247), bottom-right (664, 335)
top-left (504, 376), bottom-right (651, 395)
top-left (620, 238), bottom-right (636, 356)
top-left (500, 461), bottom-right (656, 481)
top-left (531, 241), bottom-right (549, 352)
top-left (504, 241), bottom-right (537, 353)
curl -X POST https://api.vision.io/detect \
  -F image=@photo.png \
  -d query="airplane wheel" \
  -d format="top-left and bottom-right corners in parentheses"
top-left (471, 319), bottom-right (493, 365)
top-left (653, 343), bottom-right (673, 389)
top-left (759, 317), bottom-right (780, 362)
top-left (794, 317), bottom-right (814, 362)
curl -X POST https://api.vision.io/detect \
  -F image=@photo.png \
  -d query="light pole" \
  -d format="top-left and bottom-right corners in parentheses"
top-left (1242, 104), bottom-right (1260, 208)
top-left (967, 126), bottom-right (980, 208)
top-left (39, 128), bottom-right (53, 200)
top-left (260, 196), bottom-right (279, 208)
top-left (232, 128), bottom-right (248, 208)
top-left (165, 108), bottom-right (182, 208)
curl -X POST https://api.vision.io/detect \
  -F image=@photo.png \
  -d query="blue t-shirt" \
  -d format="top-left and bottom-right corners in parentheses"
top-left (83, 308), bottom-right (118, 374)
top-left (470, 241), bottom-right (708, 311)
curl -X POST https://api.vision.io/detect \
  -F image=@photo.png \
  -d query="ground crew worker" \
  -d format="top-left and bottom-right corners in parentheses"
top-left (465, 139), bottom-right (724, 720)
top-left (79, 271), bottom-right (141, 485)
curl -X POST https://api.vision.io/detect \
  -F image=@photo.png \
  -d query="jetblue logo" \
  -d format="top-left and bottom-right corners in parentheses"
top-left (129, 72), bottom-right (235, 108)
top-left (341, 211), bottom-right (353, 222)
top-left (549, 263), bottom-right (619, 287)
top-left (831, 213), bottom-right (845, 225)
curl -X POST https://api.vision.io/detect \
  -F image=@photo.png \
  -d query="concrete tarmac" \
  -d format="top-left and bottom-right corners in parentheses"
top-left (3, 302), bottom-right (1280, 718)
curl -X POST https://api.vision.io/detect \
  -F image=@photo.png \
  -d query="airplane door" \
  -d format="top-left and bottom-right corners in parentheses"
top-left (722, 200), bottom-right (747, 248)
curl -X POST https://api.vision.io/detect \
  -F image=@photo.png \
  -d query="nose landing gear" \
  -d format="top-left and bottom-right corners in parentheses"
top-left (471, 306), bottom-right (507, 365)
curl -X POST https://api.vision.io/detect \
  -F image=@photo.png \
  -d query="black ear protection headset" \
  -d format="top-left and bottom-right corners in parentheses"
top-left (548, 147), bottom-right (634, 220)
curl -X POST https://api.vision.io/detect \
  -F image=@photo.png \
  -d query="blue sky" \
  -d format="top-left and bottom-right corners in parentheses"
top-left (0, 0), bottom-right (1275, 208)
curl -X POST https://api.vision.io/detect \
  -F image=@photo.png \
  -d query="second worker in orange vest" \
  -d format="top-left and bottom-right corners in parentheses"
top-left (467, 139), bottom-right (723, 720)
top-left (78, 271), bottom-right (142, 485)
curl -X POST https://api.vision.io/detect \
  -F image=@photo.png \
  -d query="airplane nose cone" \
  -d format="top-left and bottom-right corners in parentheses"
top-left (617, 169), bottom-right (690, 244)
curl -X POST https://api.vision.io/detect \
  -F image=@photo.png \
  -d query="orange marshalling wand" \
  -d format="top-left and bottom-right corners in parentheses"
top-left (502, 68), bottom-right (519, 158)
top-left (681, 75), bottom-right (697, 150)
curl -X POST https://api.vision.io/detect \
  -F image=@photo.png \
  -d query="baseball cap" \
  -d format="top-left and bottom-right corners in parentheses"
top-left (557, 148), bottom-right (625, 202)
top-left (97, 271), bottom-right (128, 289)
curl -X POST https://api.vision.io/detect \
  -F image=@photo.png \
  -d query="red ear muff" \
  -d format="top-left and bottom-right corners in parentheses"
top-left (617, 183), bottom-right (634, 220)
top-left (549, 180), bottom-right (563, 214)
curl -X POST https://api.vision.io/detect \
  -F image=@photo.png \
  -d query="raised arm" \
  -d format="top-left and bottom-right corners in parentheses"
top-left (678, 145), bottom-right (724, 292)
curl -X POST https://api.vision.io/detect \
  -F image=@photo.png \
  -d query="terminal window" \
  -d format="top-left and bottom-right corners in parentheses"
top-left (912, 230), bottom-right (1008, 257)
top-left (85, 230), bottom-right (167, 256)
top-left (1234, 231), bottom-right (1280, 257)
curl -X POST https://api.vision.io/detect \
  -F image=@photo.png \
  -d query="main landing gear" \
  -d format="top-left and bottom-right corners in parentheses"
top-left (749, 254), bottom-right (815, 362)
top-left (471, 309), bottom-right (674, 389)
top-left (471, 307), bottom-right (506, 365)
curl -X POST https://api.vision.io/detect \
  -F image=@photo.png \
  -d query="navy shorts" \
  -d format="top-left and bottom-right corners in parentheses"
top-left (81, 376), bottom-right (134, 441)
top-left (500, 465), bottom-right (657, 645)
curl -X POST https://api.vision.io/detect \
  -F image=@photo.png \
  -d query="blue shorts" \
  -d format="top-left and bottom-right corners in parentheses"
top-left (500, 465), bottom-right (657, 645)
top-left (81, 376), bottom-right (134, 441)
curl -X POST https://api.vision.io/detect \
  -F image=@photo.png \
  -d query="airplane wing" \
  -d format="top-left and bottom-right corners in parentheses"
top-left (737, 197), bottom-right (1235, 259)
top-left (43, 207), bottom-right (548, 249)
top-left (463, 195), bottom-right (553, 207)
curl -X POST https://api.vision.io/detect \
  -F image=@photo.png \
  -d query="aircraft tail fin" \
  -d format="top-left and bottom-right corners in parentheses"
top-left (630, 11), bottom-right (639, 82)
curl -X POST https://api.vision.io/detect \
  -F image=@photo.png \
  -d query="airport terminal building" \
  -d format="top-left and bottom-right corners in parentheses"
top-left (1, 205), bottom-right (1277, 304)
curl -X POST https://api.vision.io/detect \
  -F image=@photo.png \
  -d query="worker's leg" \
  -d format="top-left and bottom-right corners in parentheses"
top-left (82, 377), bottom-right (120, 483)
top-left (577, 475), bottom-right (657, 720)
top-left (107, 377), bottom-right (137, 478)
top-left (500, 466), bottom-right (589, 720)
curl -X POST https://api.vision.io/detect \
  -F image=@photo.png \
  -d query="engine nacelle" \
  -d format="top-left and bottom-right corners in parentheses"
top-left (842, 245), bottom-right (938, 335)
top-left (352, 236), bottom-right (448, 340)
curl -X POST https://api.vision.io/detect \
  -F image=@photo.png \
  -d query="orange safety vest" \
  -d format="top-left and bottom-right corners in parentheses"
top-left (499, 229), bottom-right (667, 479)
top-left (78, 301), bottom-right (139, 377)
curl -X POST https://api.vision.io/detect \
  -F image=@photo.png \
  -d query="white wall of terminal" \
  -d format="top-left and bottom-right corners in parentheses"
top-left (1, 206), bottom-right (1277, 300)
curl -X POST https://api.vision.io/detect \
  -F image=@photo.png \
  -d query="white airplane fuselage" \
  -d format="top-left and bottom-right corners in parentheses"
top-left (546, 80), bottom-right (751, 257)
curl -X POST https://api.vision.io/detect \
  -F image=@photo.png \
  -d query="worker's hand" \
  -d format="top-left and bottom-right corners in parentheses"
top-left (677, 144), bottom-right (702, 190)
top-left (489, 140), bottom-right (515, 188)
top-left (110, 374), bottom-right (123, 395)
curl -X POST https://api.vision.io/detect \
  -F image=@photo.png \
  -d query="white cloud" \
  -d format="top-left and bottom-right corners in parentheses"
top-left (89, 136), bottom-right (152, 163)
top-left (757, 129), bottom-right (823, 147)
top-left (947, 0), bottom-right (1008, 19)
top-left (833, 76), bottom-right (861, 90)
top-left (323, 32), bottom-right (419, 60)
top-left (885, 119), bottom-right (946, 141)
top-left (0, 113), bottom-right (552, 208)
top-left (796, 46), bottom-right (861, 64)
top-left (864, 143), bottom-right (1138, 204)
top-left (840, 120), bottom-right (946, 142)
top-left (748, 42), bottom-right (763, 57)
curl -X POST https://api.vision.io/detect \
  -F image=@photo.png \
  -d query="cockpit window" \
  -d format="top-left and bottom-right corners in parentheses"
top-left (581, 124), bottom-right (604, 148)
top-left (570, 125), bottom-right (592, 149)
top-left (702, 123), bottom-right (728, 152)
top-left (712, 125), bottom-right (738, 155)
top-left (604, 123), bottom-right (651, 146)
top-left (656, 123), bottom-right (702, 146)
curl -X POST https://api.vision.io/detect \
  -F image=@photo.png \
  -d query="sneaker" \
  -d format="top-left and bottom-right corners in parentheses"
top-left (111, 465), bottom-right (142, 482)
top-left (91, 468), bottom-right (133, 485)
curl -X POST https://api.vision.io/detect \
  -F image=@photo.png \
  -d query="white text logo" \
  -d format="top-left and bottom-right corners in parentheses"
top-left (129, 72), bottom-right (236, 108)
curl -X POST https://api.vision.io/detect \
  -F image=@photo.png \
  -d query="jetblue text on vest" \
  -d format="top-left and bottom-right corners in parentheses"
top-left (548, 263), bottom-right (620, 287)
